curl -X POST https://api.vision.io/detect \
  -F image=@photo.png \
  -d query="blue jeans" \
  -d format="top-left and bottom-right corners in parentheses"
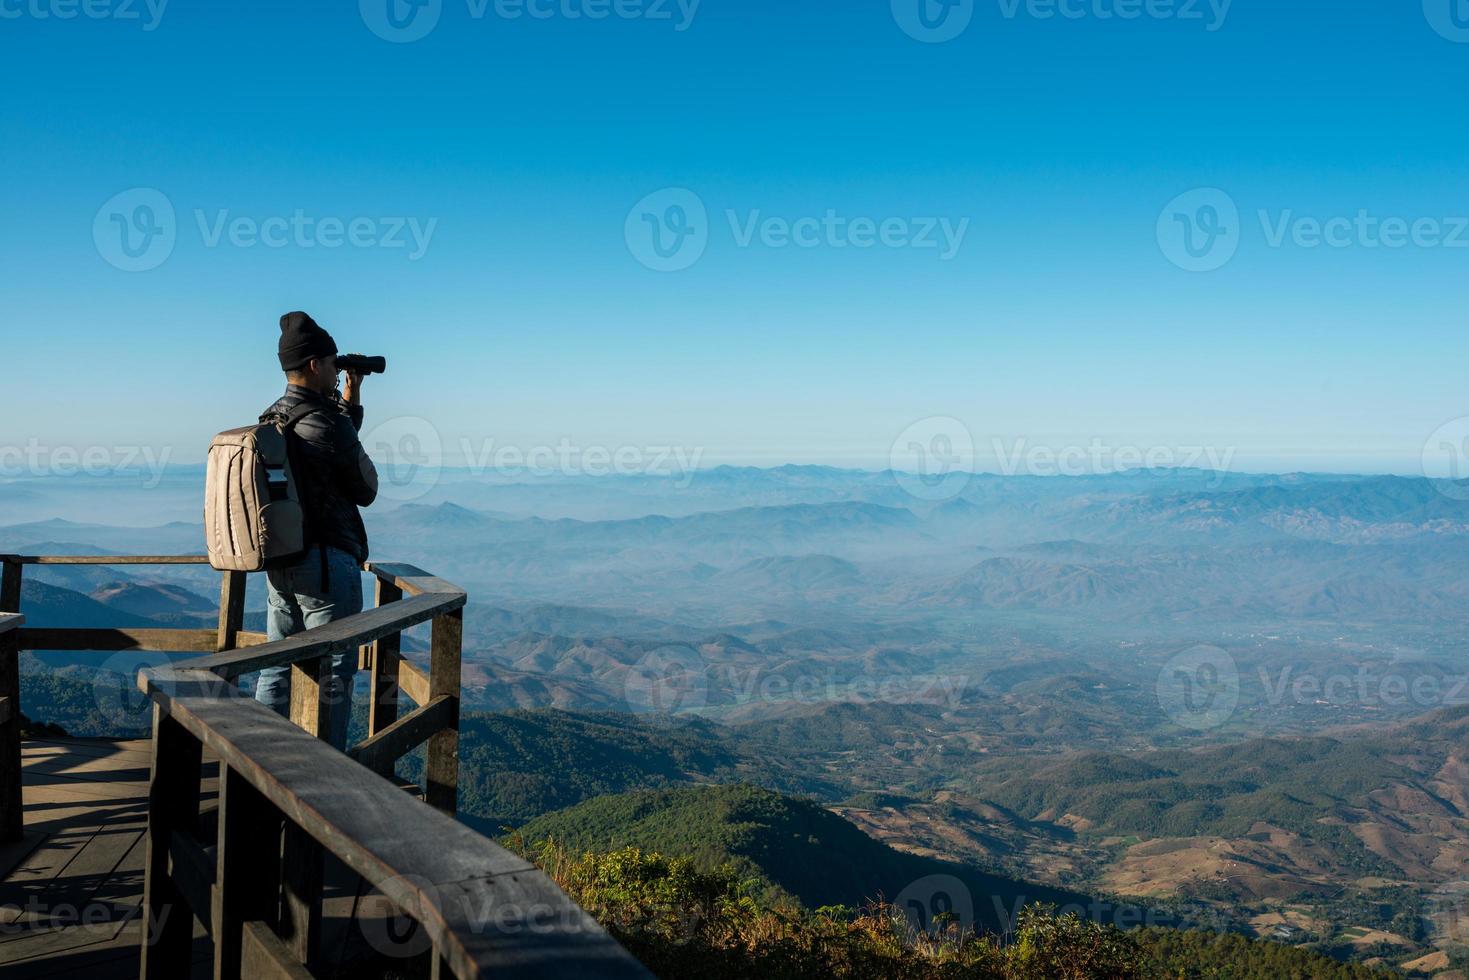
top-left (255, 545), bottom-right (363, 751)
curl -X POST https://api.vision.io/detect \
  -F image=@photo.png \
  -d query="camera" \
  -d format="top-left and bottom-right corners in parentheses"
top-left (336, 353), bottom-right (387, 375)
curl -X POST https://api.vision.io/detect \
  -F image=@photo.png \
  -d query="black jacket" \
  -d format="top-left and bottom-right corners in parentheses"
top-left (261, 385), bottom-right (378, 563)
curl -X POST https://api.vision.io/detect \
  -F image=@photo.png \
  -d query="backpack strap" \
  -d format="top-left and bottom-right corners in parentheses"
top-left (261, 402), bottom-right (322, 431)
top-left (262, 402), bottom-right (333, 590)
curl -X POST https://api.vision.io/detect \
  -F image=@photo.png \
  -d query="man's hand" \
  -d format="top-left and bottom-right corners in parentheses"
top-left (342, 368), bottom-right (365, 406)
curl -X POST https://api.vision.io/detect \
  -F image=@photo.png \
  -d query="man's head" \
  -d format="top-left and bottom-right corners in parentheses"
top-left (279, 311), bottom-right (339, 394)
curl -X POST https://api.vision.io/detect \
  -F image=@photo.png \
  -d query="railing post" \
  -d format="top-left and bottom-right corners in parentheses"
top-left (140, 704), bottom-right (203, 980)
top-left (0, 559), bottom-right (23, 842)
top-left (213, 764), bottom-right (281, 980)
top-left (284, 654), bottom-right (328, 972)
top-left (289, 657), bottom-right (332, 741)
top-left (216, 569), bottom-right (247, 653)
top-left (280, 821), bottom-right (323, 969)
top-left (425, 607), bottom-right (462, 815)
top-left (368, 577), bottom-right (403, 738)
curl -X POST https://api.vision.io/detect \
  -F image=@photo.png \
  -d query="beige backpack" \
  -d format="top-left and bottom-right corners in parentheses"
top-left (203, 406), bottom-right (317, 572)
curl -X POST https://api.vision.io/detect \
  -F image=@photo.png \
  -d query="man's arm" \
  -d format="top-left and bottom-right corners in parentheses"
top-left (327, 412), bottom-right (378, 507)
top-left (341, 370), bottom-right (365, 432)
top-left (327, 370), bottom-right (376, 506)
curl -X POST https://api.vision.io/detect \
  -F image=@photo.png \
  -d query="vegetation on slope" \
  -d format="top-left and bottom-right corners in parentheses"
top-left (522, 840), bottom-right (1385, 979)
top-left (514, 783), bottom-right (1105, 930)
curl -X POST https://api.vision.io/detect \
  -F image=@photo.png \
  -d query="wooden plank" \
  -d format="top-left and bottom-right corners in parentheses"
top-left (280, 822), bottom-right (321, 969)
top-left (0, 556), bottom-right (210, 566)
top-left (18, 628), bottom-right (218, 654)
top-left (364, 562), bottom-right (466, 600)
top-left (235, 631), bottom-right (269, 648)
top-left (0, 824), bottom-right (142, 936)
top-left (165, 833), bottom-right (214, 934)
top-left (0, 562), bottom-right (21, 843)
top-left (368, 577), bottom-right (403, 737)
top-left (288, 657), bottom-right (330, 742)
top-left (398, 657), bottom-right (430, 708)
top-left (425, 610), bottom-right (462, 816)
top-left (139, 707), bottom-right (202, 980)
top-left (137, 668), bottom-right (649, 980)
top-left (214, 767), bottom-right (281, 980)
top-left (23, 738), bottom-right (152, 761)
top-left (433, 872), bottom-right (652, 980)
top-left (0, 613), bottom-right (22, 635)
top-left (349, 696), bottom-right (454, 776)
top-left (241, 920), bottom-right (314, 980)
top-left (216, 571), bottom-right (247, 654)
top-left (176, 591), bottom-right (465, 681)
top-left (0, 563), bottom-right (22, 614)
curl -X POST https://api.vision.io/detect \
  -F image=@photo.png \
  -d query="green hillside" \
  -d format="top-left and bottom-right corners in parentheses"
top-left (513, 783), bottom-right (1095, 931)
top-left (445, 710), bottom-right (742, 832)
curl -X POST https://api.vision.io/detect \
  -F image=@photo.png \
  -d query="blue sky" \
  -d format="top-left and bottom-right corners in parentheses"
top-left (2, 0), bottom-right (1467, 475)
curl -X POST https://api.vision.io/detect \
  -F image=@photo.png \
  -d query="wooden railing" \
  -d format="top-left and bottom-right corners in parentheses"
top-left (0, 554), bottom-right (650, 980)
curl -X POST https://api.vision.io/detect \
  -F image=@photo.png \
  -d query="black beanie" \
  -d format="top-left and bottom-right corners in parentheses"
top-left (278, 311), bottom-right (339, 371)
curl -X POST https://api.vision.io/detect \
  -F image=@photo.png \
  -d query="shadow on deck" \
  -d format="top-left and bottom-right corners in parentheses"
top-left (0, 739), bottom-right (424, 980)
top-left (0, 738), bottom-right (193, 979)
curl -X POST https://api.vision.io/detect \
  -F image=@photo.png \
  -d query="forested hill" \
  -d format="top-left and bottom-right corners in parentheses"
top-left (513, 783), bottom-right (1099, 929)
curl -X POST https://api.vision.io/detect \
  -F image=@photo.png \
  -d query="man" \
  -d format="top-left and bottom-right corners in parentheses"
top-left (254, 311), bottom-right (379, 750)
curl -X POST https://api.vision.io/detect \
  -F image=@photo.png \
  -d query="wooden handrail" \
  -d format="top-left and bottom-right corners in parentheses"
top-left (0, 554), bottom-right (211, 565)
top-left (0, 553), bottom-right (648, 980)
top-left (176, 590), bottom-right (464, 680)
top-left (138, 666), bottom-right (647, 980)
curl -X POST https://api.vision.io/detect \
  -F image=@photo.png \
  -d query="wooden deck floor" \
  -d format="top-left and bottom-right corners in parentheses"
top-left (0, 738), bottom-right (212, 979)
top-left (0, 737), bottom-right (437, 980)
